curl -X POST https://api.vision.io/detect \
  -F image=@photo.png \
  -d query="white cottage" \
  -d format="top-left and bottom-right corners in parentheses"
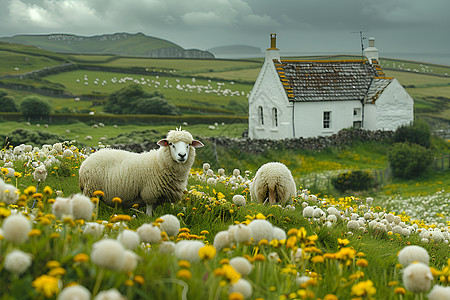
top-left (248, 34), bottom-right (414, 139)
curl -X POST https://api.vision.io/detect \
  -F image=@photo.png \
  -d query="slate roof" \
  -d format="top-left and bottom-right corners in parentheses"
top-left (274, 59), bottom-right (392, 103)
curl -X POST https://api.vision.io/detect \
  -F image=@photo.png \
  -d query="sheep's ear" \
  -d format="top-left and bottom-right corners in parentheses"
top-left (157, 139), bottom-right (169, 147)
top-left (190, 140), bottom-right (204, 148)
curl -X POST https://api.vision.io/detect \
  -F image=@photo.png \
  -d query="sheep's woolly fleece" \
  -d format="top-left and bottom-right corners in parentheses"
top-left (250, 162), bottom-right (296, 205)
top-left (79, 129), bottom-right (201, 210)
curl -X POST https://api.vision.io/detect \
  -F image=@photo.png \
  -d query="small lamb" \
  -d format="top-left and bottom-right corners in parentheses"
top-left (79, 128), bottom-right (203, 216)
top-left (250, 162), bottom-right (296, 205)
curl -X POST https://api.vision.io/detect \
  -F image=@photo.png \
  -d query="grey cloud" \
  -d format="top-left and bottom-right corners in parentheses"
top-left (0, 0), bottom-right (448, 60)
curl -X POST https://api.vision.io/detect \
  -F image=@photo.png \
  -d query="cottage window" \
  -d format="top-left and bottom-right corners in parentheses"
top-left (353, 121), bottom-right (362, 128)
top-left (272, 107), bottom-right (278, 127)
top-left (323, 111), bottom-right (331, 129)
top-left (258, 106), bottom-right (264, 126)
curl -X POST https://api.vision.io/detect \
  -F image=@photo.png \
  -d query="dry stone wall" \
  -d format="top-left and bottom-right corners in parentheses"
top-left (113, 129), bottom-right (394, 154)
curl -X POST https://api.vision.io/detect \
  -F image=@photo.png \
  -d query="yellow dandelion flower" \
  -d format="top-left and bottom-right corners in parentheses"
top-left (220, 258), bottom-right (230, 265)
top-left (38, 217), bottom-right (52, 226)
top-left (351, 280), bottom-right (376, 297)
top-left (337, 238), bottom-right (350, 247)
top-left (356, 258), bottom-right (369, 267)
top-left (0, 207), bottom-right (11, 218)
top-left (198, 245), bottom-right (217, 261)
top-left (43, 186), bottom-right (53, 196)
top-left (24, 186), bottom-right (37, 196)
top-left (323, 294), bottom-right (338, 300)
top-left (394, 287), bottom-right (406, 295)
top-left (93, 190), bottom-right (104, 197)
top-left (134, 275), bottom-right (145, 285)
top-left (32, 275), bottom-right (59, 298)
top-left (177, 232), bottom-right (189, 239)
top-left (46, 261), bottom-right (61, 269)
top-left (258, 239), bottom-right (269, 246)
top-left (388, 281), bottom-right (399, 287)
top-left (124, 279), bottom-right (134, 287)
top-left (200, 230), bottom-right (209, 235)
top-left (228, 292), bottom-right (244, 300)
top-left (311, 255), bottom-right (324, 264)
top-left (178, 260), bottom-right (191, 269)
top-left (73, 253), bottom-right (89, 263)
top-left (214, 267), bottom-right (226, 277)
top-left (110, 214), bottom-right (132, 222)
top-left (111, 197), bottom-right (122, 204)
top-left (176, 269), bottom-right (192, 280)
top-left (253, 254), bottom-right (266, 262)
top-left (222, 264), bottom-right (241, 284)
top-left (256, 213), bottom-right (266, 219)
top-left (48, 267), bottom-right (66, 277)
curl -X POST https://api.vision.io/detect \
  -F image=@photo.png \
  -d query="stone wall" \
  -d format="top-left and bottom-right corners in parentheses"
top-left (208, 129), bottom-right (394, 154)
top-left (113, 129), bottom-right (394, 154)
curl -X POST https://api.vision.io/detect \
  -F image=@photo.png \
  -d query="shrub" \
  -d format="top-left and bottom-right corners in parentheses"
top-left (20, 96), bottom-right (51, 120)
top-left (0, 95), bottom-right (18, 112)
top-left (388, 142), bottom-right (433, 179)
top-left (5, 128), bottom-right (66, 147)
top-left (331, 170), bottom-right (374, 192)
top-left (393, 120), bottom-right (431, 148)
top-left (104, 84), bottom-right (179, 115)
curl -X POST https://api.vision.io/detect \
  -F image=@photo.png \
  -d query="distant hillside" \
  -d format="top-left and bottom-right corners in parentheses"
top-left (207, 45), bottom-right (261, 58)
top-left (0, 32), bottom-right (214, 59)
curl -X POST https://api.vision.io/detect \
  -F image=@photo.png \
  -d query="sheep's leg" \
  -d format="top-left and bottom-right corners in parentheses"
top-left (269, 187), bottom-right (276, 205)
top-left (146, 204), bottom-right (153, 217)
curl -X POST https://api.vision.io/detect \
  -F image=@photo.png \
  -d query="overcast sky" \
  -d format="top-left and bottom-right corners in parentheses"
top-left (1, 0), bottom-right (449, 63)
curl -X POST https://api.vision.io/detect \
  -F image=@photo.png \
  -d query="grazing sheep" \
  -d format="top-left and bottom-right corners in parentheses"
top-left (250, 162), bottom-right (296, 205)
top-left (79, 128), bottom-right (203, 216)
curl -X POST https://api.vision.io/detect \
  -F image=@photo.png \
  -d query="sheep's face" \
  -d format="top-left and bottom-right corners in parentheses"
top-left (158, 139), bottom-right (204, 164)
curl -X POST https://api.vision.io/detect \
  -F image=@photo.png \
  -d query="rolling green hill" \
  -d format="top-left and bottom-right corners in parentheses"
top-left (0, 32), bottom-right (213, 58)
top-left (0, 41), bottom-right (449, 127)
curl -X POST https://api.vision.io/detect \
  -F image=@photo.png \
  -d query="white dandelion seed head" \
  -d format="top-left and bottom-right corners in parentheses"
top-left (402, 262), bottom-right (433, 293)
top-left (90, 239), bottom-right (126, 271)
top-left (4, 249), bottom-right (33, 275)
top-left (137, 224), bottom-right (161, 243)
top-left (229, 256), bottom-right (253, 276)
top-left (117, 229), bottom-right (140, 250)
top-left (159, 214), bottom-right (180, 237)
top-left (2, 214), bottom-right (31, 244)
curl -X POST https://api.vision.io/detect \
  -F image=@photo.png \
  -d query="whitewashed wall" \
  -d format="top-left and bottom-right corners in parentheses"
top-left (363, 104), bottom-right (377, 130)
top-left (373, 78), bottom-right (414, 130)
top-left (249, 49), bottom-right (294, 140)
top-left (293, 100), bottom-right (362, 138)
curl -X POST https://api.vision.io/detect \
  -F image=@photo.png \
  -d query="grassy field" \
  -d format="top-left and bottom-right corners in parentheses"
top-left (42, 69), bottom-right (251, 115)
top-left (0, 50), bottom-right (65, 77)
top-left (1, 41), bottom-right (450, 125)
top-left (0, 139), bottom-right (449, 299)
top-left (93, 57), bottom-right (262, 75)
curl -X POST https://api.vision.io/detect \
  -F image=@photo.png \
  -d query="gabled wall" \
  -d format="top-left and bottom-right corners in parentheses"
top-left (248, 51), bottom-right (293, 140)
top-left (373, 78), bottom-right (414, 130)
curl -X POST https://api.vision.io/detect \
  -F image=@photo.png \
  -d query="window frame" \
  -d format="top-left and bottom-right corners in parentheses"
top-left (323, 111), bottom-right (331, 129)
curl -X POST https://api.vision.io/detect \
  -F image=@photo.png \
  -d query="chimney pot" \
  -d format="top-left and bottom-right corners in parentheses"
top-left (269, 33), bottom-right (278, 50)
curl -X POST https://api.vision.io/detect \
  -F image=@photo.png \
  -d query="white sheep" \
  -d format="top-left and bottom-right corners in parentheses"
top-left (250, 162), bottom-right (296, 205)
top-left (79, 128), bottom-right (203, 216)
